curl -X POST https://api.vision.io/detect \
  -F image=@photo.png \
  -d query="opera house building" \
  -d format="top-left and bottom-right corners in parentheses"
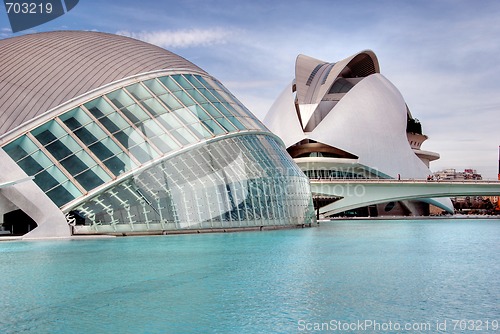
top-left (263, 51), bottom-right (453, 217)
top-left (0, 31), bottom-right (315, 239)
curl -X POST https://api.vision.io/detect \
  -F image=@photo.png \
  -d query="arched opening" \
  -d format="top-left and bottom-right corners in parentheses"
top-left (2, 210), bottom-right (37, 236)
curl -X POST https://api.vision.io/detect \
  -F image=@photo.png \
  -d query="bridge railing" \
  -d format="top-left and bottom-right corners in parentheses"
top-left (310, 178), bottom-right (500, 184)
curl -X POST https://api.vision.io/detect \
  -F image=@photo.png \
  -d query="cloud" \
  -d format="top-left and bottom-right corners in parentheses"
top-left (116, 28), bottom-right (235, 49)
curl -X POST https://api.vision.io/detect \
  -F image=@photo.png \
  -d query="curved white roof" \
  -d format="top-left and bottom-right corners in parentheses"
top-left (0, 31), bottom-right (205, 135)
top-left (264, 50), bottom-right (433, 179)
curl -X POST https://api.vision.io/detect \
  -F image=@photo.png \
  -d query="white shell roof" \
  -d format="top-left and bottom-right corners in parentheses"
top-left (0, 31), bottom-right (205, 136)
top-left (264, 50), bottom-right (431, 179)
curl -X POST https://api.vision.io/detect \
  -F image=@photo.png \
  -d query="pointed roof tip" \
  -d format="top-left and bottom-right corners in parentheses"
top-left (296, 54), bottom-right (327, 64)
top-left (296, 50), bottom-right (380, 74)
top-left (358, 49), bottom-right (380, 72)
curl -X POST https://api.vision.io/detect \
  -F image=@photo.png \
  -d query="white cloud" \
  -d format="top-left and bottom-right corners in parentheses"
top-left (116, 28), bottom-right (235, 49)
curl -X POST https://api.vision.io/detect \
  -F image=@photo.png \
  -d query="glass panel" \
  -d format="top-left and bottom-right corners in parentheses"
top-left (173, 90), bottom-right (196, 107)
top-left (215, 117), bottom-right (237, 132)
top-left (102, 152), bottom-right (136, 175)
top-left (88, 140), bottom-right (115, 161)
top-left (114, 129), bottom-right (133, 148)
top-left (222, 102), bottom-right (239, 115)
top-left (185, 89), bottom-right (208, 104)
top-left (34, 165), bottom-right (68, 191)
top-left (188, 123), bottom-right (212, 139)
top-left (73, 122), bottom-right (107, 146)
top-left (158, 93), bottom-right (182, 111)
top-left (185, 75), bottom-right (205, 88)
top-left (150, 136), bottom-right (174, 153)
top-left (32, 120), bottom-right (67, 145)
top-left (75, 165), bottom-right (111, 190)
top-left (201, 103), bottom-right (223, 118)
top-left (84, 97), bottom-right (115, 118)
top-left (120, 104), bottom-right (150, 125)
top-left (159, 134), bottom-right (180, 151)
top-left (202, 119), bottom-right (226, 136)
top-left (227, 116), bottom-right (247, 130)
top-left (143, 78), bottom-right (168, 96)
top-left (140, 98), bottom-right (169, 116)
top-left (242, 117), bottom-right (264, 130)
top-left (45, 135), bottom-right (82, 161)
top-left (129, 129), bottom-right (159, 156)
top-left (173, 108), bottom-right (199, 125)
top-left (18, 151), bottom-right (51, 175)
top-left (130, 142), bottom-right (157, 164)
top-left (60, 151), bottom-right (93, 176)
top-left (107, 89), bottom-right (135, 109)
top-left (59, 108), bottom-right (91, 131)
top-left (3, 136), bottom-right (38, 162)
top-left (157, 113), bottom-right (183, 130)
top-left (188, 105), bottom-right (211, 121)
top-left (97, 112), bottom-right (130, 134)
top-left (212, 102), bottom-right (233, 117)
top-left (208, 89), bottom-right (227, 105)
top-left (206, 77), bottom-right (238, 102)
top-left (125, 83), bottom-right (152, 101)
top-left (229, 102), bottom-right (255, 118)
top-left (46, 180), bottom-right (82, 207)
top-left (171, 74), bottom-right (194, 90)
top-left (193, 75), bottom-right (211, 89)
top-left (35, 168), bottom-right (61, 192)
top-left (140, 119), bottom-right (165, 138)
top-left (170, 128), bottom-right (197, 146)
top-left (198, 88), bottom-right (219, 103)
top-left (158, 76), bottom-right (182, 92)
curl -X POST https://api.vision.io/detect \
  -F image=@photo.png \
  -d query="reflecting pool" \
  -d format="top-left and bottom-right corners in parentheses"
top-left (0, 219), bottom-right (498, 333)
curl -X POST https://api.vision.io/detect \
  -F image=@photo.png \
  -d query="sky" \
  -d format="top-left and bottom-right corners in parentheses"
top-left (1, 0), bottom-right (499, 178)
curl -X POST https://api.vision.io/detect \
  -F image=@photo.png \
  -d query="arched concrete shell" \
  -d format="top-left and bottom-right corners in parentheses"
top-left (0, 31), bottom-right (205, 136)
top-left (309, 73), bottom-right (428, 179)
top-left (295, 50), bottom-right (379, 106)
top-left (263, 81), bottom-right (305, 147)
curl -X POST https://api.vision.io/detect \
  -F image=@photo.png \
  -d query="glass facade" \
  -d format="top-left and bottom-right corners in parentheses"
top-left (71, 134), bottom-right (314, 233)
top-left (3, 72), bottom-right (315, 233)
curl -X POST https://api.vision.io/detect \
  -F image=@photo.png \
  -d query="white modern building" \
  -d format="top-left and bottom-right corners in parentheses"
top-left (264, 51), bottom-right (453, 217)
top-left (0, 31), bottom-right (315, 238)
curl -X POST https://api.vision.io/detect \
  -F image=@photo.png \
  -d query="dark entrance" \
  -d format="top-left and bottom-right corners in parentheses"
top-left (2, 210), bottom-right (37, 236)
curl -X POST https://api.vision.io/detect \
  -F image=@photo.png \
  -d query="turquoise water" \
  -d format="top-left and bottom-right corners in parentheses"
top-left (0, 219), bottom-right (498, 333)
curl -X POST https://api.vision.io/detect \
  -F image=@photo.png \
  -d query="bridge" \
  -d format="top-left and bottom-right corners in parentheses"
top-left (310, 179), bottom-right (500, 216)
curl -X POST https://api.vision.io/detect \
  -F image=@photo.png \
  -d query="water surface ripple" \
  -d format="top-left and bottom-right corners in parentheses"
top-left (0, 219), bottom-right (498, 333)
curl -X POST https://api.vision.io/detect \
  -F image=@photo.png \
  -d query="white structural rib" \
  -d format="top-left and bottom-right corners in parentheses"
top-left (294, 54), bottom-right (326, 104)
top-left (0, 176), bottom-right (34, 189)
top-left (263, 81), bottom-right (305, 147)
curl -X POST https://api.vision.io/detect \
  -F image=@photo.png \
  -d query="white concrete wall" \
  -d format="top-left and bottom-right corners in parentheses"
top-left (0, 148), bottom-right (70, 239)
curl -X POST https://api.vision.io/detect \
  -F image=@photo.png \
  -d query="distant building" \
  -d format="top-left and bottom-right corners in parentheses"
top-left (433, 169), bottom-right (482, 181)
